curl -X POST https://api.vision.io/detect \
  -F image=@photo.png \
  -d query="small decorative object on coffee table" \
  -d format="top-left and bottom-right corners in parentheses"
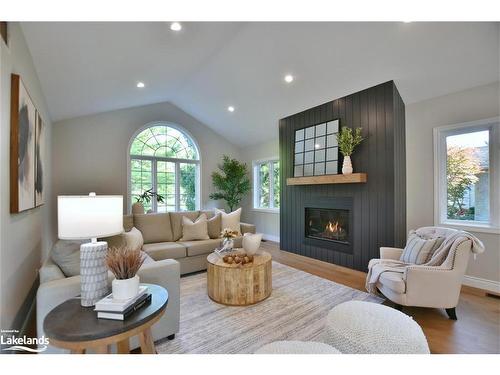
top-left (336, 126), bottom-right (364, 175)
top-left (106, 246), bottom-right (144, 300)
top-left (242, 232), bottom-right (263, 255)
top-left (222, 251), bottom-right (254, 265)
top-left (43, 284), bottom-right (168, 354)
top-left (207, 249), bottom-right (272, 306)
top-left (220, 227), bottom-right (239, 252)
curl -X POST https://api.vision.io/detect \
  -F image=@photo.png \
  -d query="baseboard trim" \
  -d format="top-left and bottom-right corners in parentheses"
top-left (262, 234), bottom-right (280, 243)
top-left (463, 275), bottom-right (500, 294)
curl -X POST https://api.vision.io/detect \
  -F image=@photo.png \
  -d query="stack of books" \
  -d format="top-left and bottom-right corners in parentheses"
top-left (95, 285), bottom-right (151, 321)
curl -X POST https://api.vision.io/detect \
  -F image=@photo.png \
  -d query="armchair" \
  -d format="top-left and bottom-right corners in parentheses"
top-left (373, 240), bottom-right (472, 320)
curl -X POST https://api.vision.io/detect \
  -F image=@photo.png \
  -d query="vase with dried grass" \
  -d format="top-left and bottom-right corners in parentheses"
top-left (106, 247), bottom-right (145, 300)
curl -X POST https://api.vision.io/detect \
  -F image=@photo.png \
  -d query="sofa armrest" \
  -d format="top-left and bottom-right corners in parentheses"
top-left (404, 265), bottom-right (462, 308)
top-left (380, 247), bottom-right (404, 260)
top-left (240, 222), bottom-right (256, 234)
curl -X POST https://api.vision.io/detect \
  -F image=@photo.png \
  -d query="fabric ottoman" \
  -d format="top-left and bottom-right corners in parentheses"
top-left (255, 341), bottom-right (340, 354)
top-left (324, 301), bottom-right (430, 354)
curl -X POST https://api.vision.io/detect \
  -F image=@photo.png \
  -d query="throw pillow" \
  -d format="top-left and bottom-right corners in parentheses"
top-left (51, 240), bottom-right (86, 277)
top-left (207, 213), bottom-right (222, 239)
top-left (215, 208), bottom-right (241, 234)
top-left (400, 232), bottom-right (443, 265)
top-left (180, 213), bottom-right (210, 241)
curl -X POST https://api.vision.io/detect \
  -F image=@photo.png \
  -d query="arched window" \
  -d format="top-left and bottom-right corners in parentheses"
top-left (129, 123), bottom-right (200, 213)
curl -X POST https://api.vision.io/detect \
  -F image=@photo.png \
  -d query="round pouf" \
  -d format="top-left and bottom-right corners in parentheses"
top-left (255, 341), bottom-right (340, 354)
top-left (324, 301), bottom-right (430, 354)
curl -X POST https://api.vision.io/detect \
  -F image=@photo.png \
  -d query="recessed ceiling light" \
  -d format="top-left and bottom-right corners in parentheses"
top-left (403, 20), bottom-right (412, 23)
top-left (136, 82), bottom-right (145, 88)
top-left (284, 74), bottom-right (294, 83)
top-left (227, 106), bottom-right (235, 112)
top-left (170, 22), bottom-right (182, 31)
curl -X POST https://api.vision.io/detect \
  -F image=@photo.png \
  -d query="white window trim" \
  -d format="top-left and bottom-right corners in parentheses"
top-left (433, 117), bottom-right (500, 234)
top-left (253, 157), bottom-right (280, 213)
top-left (127, 121), bottom-right (202, 213)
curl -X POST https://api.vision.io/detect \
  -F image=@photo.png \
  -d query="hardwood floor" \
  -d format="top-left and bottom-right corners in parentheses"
top-left (262, 240), bottom-right (500, 354)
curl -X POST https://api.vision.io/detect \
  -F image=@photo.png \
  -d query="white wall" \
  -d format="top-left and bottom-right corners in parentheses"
top-left (406, 82), bottom-right (500, 285)
top-left (52, 101), bottom-right (241, 227)
top-left (240, 139), bottom-right (280, 241)
top-left (0, 23), bottom-right (53, 329)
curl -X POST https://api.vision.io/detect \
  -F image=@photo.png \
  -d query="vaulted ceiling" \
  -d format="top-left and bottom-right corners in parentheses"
top-left (21, 22), bottom-right (499, 147)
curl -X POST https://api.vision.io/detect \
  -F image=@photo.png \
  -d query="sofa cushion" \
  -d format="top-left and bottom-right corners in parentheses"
top-left (400, 232), bottom-right (444, 265)
top-left (207, 213), bottom-right (222, 239)
top-left (142, 242), bottom-right (187, 260)
top-left (378, 271), bottom-right (406, 294)
top-left (180, 214), bottom-right (210, 241)
top-left (123, 214), bottom-right (134, 232)
top-left (134, 213), bottom-right (173, 244)
top-left (215, 207), bottom-right (241, 234)
top-left (200, 210), bottom-right (216, 219)
top-left (51, 240), bottom-right (85, 277)
top-left (179, 239), bottom-right (222, 257)
top-left (170, 211), bottom-right (199, 241)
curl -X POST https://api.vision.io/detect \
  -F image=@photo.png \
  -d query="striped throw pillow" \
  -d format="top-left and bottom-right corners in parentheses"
top-left (400, 233), bottom-right (443, 265)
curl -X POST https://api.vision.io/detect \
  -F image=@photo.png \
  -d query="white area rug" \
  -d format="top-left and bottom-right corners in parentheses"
top-left (156, 261), bottom-right (383, 354)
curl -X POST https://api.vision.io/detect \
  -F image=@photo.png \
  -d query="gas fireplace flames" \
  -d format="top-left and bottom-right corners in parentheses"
top-left (322, 220), bottom-right (345, 240)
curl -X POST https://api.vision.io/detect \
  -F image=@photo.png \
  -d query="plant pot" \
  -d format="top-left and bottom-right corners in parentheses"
top-left (342, 155), bottom-right (353, 175)
top-left (112, 275), bottom-right (140, 300)
top-left (242, 233), bottom-right (263, 255)
top-left (132, 202), bottom-right (145, 214)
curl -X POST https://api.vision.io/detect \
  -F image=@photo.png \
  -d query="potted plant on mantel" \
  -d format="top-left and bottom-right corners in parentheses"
top-left (106, 247), bottom-right (145, 300)
top-left (336, 127), bottom-right (364, 175)
top-left (132, 188), bottom-right (165, 214)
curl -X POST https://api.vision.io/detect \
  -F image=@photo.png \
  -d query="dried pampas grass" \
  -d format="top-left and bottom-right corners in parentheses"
top-left (106, 247), bottom-right (144, 280)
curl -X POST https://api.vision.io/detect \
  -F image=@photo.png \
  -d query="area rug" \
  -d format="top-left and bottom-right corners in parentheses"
top-left (156, 261), bottom-right (383, 354)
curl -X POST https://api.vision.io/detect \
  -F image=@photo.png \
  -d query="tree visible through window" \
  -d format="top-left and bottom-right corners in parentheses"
top-left (254, 160), bottom-right (280, 210)
top-left (446, 130), bottom-right (489, 222)
top-left (129, 124), bottom-right (199, 212)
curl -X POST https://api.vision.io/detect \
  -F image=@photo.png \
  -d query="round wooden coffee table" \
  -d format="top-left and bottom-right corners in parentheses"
top-left (43, 284), bottom-right (168, 354)
top-left (207, 249), bottom-right (272, 306)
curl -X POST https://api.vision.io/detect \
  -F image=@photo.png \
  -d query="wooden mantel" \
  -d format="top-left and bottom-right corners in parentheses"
top-left (286, 173), bottom-right (367, 186)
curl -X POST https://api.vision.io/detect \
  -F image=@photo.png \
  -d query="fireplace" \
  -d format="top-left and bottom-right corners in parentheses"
top-left (302, 197), bottom-right (353, 254)
top-left (305, 208), bottom-right (349, 244)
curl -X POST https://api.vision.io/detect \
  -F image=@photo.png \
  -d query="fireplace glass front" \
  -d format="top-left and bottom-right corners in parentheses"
top-left (305, 207), bottom-right (350, 244)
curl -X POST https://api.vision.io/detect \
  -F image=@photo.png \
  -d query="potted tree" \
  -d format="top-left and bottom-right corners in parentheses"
top-left (336, 127), bottom-right (364, 175)
top-left (209, 155), bottom-right (251, 212)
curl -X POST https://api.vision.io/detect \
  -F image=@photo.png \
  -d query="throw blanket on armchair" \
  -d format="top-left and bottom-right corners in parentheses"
top-left (366, 228), bottom-right (485, 295)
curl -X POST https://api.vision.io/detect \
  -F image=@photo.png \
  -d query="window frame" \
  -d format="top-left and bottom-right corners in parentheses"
top-left (127, 121), bottom-right (201, 213)
top-left (433, 117), bottom-right (499, 233)
top-left (253, 158), bottom-right (280, 214)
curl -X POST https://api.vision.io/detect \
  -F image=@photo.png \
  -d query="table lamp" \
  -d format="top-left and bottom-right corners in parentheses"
top-left (58, 193), bottom-right (123, 307)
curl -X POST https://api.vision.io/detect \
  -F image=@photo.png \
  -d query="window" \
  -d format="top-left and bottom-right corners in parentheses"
top-left (253, 159), bottom-right (280, 211)
top-left (129, 123), bottom-right (200, 213)
top-left (434, 118), bottom-right (499, 231)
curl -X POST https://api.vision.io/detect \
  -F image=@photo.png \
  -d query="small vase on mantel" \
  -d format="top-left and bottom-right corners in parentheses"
top-left (342, 155), bottom-right (353, 175)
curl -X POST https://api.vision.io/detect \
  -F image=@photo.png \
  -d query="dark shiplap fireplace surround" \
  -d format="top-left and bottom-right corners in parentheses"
top-left (279, 81), bottom-right (406, 272)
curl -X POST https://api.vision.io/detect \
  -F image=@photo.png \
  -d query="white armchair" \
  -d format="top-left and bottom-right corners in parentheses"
top-left (374, 240), bottom-right (472, 320)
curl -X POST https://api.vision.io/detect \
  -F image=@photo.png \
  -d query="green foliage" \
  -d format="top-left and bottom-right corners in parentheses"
top-left (135, 188), bottom-right (164, 204)
top-left (446, 146), bottom-right (481, 219)
top-left (209, 155), bottom-right (251, 212)
top-left (336, 127), bottom-right (364, 156)
top-left (180, 164), bottom-right (196, 211)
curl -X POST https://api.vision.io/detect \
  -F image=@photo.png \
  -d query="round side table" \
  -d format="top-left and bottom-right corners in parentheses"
top-left (43, 283), bottom-right (168, 354)
top-left (207, 249), bottom-right (272, 306)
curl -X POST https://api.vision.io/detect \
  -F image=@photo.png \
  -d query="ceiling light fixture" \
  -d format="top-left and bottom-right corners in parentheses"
top-left (227, 106), bottom-right (235, 112)
top-left (170, 22), bottom-right (182, 31)
top-left (136, 82), bottom-right (145, 88)
top-left (284, 74), bottom-right (294, 83)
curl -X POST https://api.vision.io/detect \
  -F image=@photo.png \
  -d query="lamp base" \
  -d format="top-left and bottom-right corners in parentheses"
top-left (80, 241), bottom-right (109, 307)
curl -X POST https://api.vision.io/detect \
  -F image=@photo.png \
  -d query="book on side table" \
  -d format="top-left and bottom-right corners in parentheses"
top-left (95, 285), bottom-right (151, 321)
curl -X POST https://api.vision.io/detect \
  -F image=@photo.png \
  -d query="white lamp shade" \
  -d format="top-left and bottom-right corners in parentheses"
top-left (58, 195), bottom-right (123, 240)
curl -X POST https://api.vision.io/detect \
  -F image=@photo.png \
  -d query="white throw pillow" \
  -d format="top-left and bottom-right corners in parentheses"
top-left (180, 213), bottom-right (210, 241)
top-left (215, 208), bottom-right (241, 234)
